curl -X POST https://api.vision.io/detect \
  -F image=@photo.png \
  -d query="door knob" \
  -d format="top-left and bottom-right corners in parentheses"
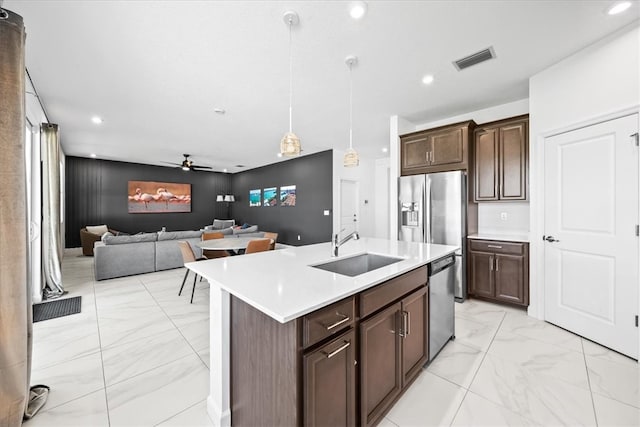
top-left (544, 235), bottom-right (560, 243)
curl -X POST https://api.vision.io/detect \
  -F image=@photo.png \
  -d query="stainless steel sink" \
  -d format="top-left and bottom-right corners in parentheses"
top-left (311, 253), bottom-right (403, 277)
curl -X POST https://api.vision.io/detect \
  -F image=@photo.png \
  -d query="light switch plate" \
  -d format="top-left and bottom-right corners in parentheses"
top-left (323, 210), bottom-right (330, 216)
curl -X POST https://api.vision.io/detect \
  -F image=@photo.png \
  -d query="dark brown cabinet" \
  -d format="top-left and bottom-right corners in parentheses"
top-left (400, 120), bottom-right (475, 176)
top-left (473, 115), bottom-right (528, 201)
top-left (304, 329), bottom-right (357, 427)
top-left (360, 286), bottom-right (428, 427)
top-left (230, 266), bottom-right (430, 427)
top-left (467, 239), bottom-right (529, 306)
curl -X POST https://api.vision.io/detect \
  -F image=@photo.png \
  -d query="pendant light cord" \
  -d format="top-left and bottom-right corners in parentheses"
top-left (288, 18), bottom-right (293, 133)
top-left (0, 0), bottom-right (9, 20)
top-left (349, 61), bottom-right (353, 150)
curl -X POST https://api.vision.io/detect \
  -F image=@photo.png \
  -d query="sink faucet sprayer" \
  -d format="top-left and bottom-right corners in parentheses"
top-left (332, 230), bottom-right (360, 257)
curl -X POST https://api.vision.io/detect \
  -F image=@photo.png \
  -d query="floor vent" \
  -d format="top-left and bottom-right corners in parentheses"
top-left (453, 47), bottom-right (496, 71)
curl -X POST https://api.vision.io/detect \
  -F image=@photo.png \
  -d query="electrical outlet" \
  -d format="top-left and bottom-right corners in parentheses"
top-left (500, 212), bottom-right (508, 221)
top-left (323, 210), bottom-right (330, 216)
top-left (297, 235), bottom-right (301, 241)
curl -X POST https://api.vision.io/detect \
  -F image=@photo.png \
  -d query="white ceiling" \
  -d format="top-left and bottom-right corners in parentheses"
top-left (6, 0), bottom-right (640, 172)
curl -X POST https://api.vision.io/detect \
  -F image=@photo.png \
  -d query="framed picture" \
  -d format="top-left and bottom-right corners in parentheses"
top-left (128, 181), bottom-right (191, 213)
top-left (280, 185), bottom-right (296, 207)
top-left (263, 187), bottom-right (278, 207)
top-left (249, 189), bottom-right (261, 207)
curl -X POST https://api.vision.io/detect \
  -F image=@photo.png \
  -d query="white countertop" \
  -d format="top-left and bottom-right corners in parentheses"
top-left (467, 233), bottom-right (530, 243)
top-left (187, 237), bottom-right (458, 323)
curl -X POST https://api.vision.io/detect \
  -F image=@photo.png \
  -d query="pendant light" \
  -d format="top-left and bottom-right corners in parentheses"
top-left (344, 55), bottom-right (359, 167)
top-left (280, 11), bottom-right (301, 157)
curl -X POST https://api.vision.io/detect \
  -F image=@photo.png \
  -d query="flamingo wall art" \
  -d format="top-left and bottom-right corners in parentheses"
top-left (127, 181), bottom-right (191, 213)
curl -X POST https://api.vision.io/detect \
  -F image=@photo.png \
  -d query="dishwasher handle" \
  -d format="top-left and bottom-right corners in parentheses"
top-left (429, 255), bottom-right (456, 276)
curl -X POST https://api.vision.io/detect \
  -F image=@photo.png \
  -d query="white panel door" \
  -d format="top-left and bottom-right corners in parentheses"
top-left (544, 114), bottom-right (639, 358)
top-left (340, 179), bottom-right (358, 235)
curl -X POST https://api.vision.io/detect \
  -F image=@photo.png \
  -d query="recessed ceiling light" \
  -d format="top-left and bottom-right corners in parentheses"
top-left (349, 1), bottom-right (367, 19)
top-left (422, 74), bottom-right (435, 85)
top-left (607, 1), bottom-right (632, 14)
top-left (91, 116), bottom-right (103, 124)
top-left (213, 108), bottom-right (226, 114)
top-left (223, 168), bottom-right (228, 173)
top-left (90, 153), bottom-right (97, 158)
top-left (382, 147), bottom-right (388, 153)
top-left (277, 152), bottom-right (283, 158)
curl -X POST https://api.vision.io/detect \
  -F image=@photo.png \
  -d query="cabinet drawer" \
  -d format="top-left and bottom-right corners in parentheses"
top-left (302, 296), bottom-right (355, 348)
top-left (469, 239), bottom-right (525, 255)
top-left (360, 266), bottom-right (428, 319)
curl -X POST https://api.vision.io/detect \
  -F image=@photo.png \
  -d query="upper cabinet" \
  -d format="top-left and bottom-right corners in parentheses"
top-left (400, 120), bottom-right (475, 175)
top-left (474, 115), bottom-right (529, 202)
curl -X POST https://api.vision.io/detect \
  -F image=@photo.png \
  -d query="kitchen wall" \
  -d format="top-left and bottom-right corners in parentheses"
top-left (230, 150), bottom-right (333, 246)
top-left (528, 23), bottom-right (640, 319)
top-left (65, 156), bottom-right (232, 248)
top-left (332, 149), bottom-right (376, 239)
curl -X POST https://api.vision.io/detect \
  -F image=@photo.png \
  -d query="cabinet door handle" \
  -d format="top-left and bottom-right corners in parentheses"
top-left (323, 341), bottom-right (351, 358)
top-left (489, 256), bottom-right (494, 271)
top-left (495, 257), bottom-right (499, 271)
top-left (404, 311), bottom-right (410, 337)
top-left (487, 245), bottom-right (502, 249)
top-left (323, 312), bottom-right (350, 330)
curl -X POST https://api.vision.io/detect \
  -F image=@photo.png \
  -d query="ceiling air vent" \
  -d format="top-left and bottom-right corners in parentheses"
top-left (453, 47), bottom-right (496, 71)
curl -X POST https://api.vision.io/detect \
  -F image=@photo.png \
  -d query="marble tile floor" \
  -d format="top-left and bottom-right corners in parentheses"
top-left (25, 248), bottom-right (638, 426)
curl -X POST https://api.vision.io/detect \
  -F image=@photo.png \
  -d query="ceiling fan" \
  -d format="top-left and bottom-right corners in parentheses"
top-left (163, 154), bottom-right (213, 171)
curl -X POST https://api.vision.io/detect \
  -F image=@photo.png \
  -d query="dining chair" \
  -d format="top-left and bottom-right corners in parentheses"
top-left (245, 238), bottom-right (272, 254)
top-left (202, 231), bottom-right (229, 259)
top-left (262, 232), bottom-right (278, 250)
top-left (178, 241), bottom-right (206, 303)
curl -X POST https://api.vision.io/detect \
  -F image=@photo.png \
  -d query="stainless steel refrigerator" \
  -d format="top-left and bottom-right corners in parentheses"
top-left (398, 171), bottom-right (467, 301)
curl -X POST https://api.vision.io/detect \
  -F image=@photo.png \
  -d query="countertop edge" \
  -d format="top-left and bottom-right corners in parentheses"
top-left (467, 233), bottom-right (530, 243)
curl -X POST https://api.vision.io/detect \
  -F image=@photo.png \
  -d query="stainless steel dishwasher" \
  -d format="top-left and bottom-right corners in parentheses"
top-left (429, 254), bottom-right (456, 360)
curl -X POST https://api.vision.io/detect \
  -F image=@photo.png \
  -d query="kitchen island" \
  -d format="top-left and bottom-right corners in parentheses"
top-left (187, 237), bottom-right (458, 427)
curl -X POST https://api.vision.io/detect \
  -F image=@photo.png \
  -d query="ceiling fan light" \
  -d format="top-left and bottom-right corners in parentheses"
top-left (344, 148), bottom-right (359, 167)
top-left (182, 166), bottom-right (190, 171)
top-left (280, 132), bottom-right (301, 157)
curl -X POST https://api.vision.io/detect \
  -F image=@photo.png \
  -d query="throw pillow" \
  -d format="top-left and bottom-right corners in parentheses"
top-left (213, 219), bottom-right (235, 229)
top-left (101, 231), bottom-right (114, 242)
top-left (86, 224), bottom-right (108, 235)
top-left (241, 223), bottom-right (250, 229)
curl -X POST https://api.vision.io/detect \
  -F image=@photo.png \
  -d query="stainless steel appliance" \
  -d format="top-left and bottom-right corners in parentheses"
top-left (428, 254), bottom-right (456, 359)
top-left (398, 171), bottom-right (467, 301)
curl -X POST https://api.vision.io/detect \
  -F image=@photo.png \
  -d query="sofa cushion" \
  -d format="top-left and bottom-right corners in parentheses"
top-left (158, 230), bottom-right (203, 241)
top-left (86, 224), bottom-right (108, 235)
top-left (102, 233), bottom-right (157, 245)
top-left (212, 219), bottom-right (235, 229)
top-left (233, 225), bottom-right (258, 235)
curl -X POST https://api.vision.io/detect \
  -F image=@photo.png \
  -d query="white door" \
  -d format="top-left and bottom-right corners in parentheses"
top-left (544, 114), bottom-right (639, 358)
top-left (340, 179), bottom-right (358, 235)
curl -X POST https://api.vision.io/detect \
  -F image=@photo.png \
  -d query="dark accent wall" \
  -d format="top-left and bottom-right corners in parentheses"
top-left (65, 157), bottom-right (232, 248)
top-left (230, 150), bottom-right (333, 246)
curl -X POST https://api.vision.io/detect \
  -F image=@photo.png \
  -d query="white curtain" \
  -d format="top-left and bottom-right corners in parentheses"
top-left (41, 123), bottom-right (64, 298)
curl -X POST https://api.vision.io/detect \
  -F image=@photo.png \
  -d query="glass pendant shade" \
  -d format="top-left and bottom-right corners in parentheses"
top-left (280, 131), bottom-right (301, 157)
top-left (344, 147), bottom-right (359, 167)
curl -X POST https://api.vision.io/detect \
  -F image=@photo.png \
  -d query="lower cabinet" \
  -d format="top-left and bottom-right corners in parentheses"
top-left (360, 287), bottom-right (428, 427)
top-left (304, 329), bottom-right (357, 427)
top-left (230, 265), bottom-right (430, 427)
top-left (468, 239), bottom-right (529, 306)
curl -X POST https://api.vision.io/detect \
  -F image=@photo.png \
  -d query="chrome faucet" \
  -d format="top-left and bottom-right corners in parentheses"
top-left (332, 230), bottom-right (360, 257)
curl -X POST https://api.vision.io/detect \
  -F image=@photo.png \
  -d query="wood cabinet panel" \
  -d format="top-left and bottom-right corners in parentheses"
top-left (400, 120), bottom-right (475, 175)
top-left (495, 254), bottom-right (528, 306)
top-left (401, 134), bottom-right (430, 171)
top-left (500, 122), bottom-right (527, 200)
top-left (473, 115), bottom-right (528, 202)
top-left (469, 251), bottom-right (494, 299)
top-left (360, 266), bottom-right (427, 318)
top-left (431, 128), bottom-right (464, 166)
top-left (474, 128), bottom-right (499, 201)
top-left (303, 296), bottom-right (355, 348)
top-left (304, 329), bottom-right (357, 427)
top-left (401, 287), bottom-right (428, 386)
top-left (468, 239), bottom-right (529, 307)
top-left (360, 303), bottom-right (402, 427)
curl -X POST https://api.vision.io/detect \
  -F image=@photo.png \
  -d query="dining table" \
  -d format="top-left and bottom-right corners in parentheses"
top-left (195, 237), bottom-right (272, 254)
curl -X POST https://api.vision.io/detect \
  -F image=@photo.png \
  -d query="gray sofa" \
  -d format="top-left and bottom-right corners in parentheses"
top-left (93, 230), bottom-right (203, 281)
